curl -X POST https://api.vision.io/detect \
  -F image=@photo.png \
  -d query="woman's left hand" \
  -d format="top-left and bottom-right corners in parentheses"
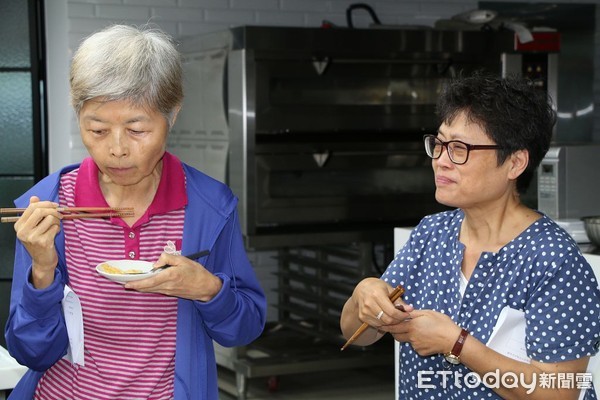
top-left (124, 252), bottom-right (222, 302)
top-left (387, 309), bottom-right (462, 357)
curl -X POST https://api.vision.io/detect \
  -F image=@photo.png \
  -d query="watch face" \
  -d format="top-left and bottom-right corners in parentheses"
top-left (444, 354), bottom-right (460, 365)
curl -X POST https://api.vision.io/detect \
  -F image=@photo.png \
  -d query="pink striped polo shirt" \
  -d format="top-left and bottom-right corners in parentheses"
top-left (34, 152), bottom-right (187, 400)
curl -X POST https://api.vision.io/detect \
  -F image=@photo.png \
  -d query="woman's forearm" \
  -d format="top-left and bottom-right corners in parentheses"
top-left (459, 334), bottom-right (589, 400)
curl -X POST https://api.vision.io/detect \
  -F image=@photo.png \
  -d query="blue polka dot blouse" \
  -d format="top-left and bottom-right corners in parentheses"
top-left (382, 209), bottom-right (600, 399)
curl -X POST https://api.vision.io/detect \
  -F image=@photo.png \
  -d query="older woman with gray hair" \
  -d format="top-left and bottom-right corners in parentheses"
top-left (5, 24), bottom-right (266, 400)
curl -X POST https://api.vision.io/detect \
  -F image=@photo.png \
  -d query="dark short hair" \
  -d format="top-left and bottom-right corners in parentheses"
top-left (436, 72), bottom-right (556, 193)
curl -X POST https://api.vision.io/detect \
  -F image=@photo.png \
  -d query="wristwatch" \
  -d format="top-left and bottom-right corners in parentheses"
top-left (444, 328), bottom-right (469, 365)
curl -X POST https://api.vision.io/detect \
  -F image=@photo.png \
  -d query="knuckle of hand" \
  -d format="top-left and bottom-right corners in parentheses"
top-left (23, 233), bottom-right (35, 244)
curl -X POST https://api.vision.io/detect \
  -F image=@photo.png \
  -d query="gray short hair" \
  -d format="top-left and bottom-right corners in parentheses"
top-left (70, 24), bottom-right (183, 126)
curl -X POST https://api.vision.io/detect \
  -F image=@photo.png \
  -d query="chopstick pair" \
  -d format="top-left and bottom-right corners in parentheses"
top-left (149, 249), bottom-right (211, 273)
top-left (0, 207), bottom-right (135, 223)
top-left (340, 285), bottom-right (405, 351)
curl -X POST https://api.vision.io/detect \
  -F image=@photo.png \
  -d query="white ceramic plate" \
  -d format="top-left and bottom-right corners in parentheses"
top-left (95, 260), bottom-right (155, 284)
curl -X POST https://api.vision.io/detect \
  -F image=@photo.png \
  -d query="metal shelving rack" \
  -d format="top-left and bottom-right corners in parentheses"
top-left (215, 242), bottom-right (394, 400)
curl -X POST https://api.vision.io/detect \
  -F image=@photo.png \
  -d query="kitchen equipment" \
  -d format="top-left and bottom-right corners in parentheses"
top-left (537, 145), bottom-right (600, 240)
top-left (555, 219), bottom-right (589, 244)
top-left (452, 9), bottom-right (498, 25)
top-left (213, 242), bottom-right (395, 399)
top-left (346, 3), bottom-right (381, 28)
top-left (171, 26), bottom-right (515, 249)
top-left (582, 217), bottom-right (600, 247)
top-left (171, 26), bottom-right (516, 399)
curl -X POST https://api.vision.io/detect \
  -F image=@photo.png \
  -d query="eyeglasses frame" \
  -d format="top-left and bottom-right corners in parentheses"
top-left (423, 134), bottom-right (502, 165)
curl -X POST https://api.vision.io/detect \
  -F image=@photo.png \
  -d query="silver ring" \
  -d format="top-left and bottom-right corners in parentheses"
top-left (376, 310), bottom-right (384, 320)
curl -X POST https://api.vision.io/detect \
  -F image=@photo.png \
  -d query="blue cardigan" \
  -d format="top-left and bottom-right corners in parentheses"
top-left (5, 162), bottom-right (267, 399)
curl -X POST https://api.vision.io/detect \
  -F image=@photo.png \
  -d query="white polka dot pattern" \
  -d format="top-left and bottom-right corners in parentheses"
top-left (383, 209), bottom-right (600, 399)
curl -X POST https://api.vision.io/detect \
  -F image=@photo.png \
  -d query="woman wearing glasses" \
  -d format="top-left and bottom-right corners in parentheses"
top-left (340, 73), bottom-right (600, 399)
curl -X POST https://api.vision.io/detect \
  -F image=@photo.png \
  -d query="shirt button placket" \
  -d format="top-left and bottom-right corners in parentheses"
top-left (125, 229), bottom-right (139, 260)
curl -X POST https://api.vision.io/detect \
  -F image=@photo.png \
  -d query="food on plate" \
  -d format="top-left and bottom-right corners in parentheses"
top-left (99, 263), bottom-right (142, 275)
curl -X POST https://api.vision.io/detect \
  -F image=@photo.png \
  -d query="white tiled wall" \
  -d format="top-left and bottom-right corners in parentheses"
top-left (65, 0), bottom-right (476, 40)
top-left (45, 0), bottom-right (600, 322)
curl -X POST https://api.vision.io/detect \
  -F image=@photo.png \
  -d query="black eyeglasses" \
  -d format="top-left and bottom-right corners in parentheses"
top-left (423, 134), bottom-right (502, 165)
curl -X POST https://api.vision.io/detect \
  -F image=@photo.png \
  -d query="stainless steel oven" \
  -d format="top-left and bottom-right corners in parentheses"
top-left (172, 26), bottom-right (515, 248)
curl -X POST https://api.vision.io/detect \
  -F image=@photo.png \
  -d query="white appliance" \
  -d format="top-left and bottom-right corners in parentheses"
top-left (538, 144), bottom-right (600, 242)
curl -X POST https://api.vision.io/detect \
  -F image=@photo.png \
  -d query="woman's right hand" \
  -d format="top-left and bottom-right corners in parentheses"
top-left (340, 277), bottom-right (413, 347)
top-left (351, 277), bottom-right (413, 326)
top-left (14, 196), bottom-right (62, 289)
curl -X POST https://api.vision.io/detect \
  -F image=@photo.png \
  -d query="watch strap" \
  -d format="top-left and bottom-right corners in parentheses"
top-left (450, 328), bottom-right (469, 358)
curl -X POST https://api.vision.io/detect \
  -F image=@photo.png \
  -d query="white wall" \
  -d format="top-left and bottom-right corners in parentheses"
top-left (45, 0), bottom-right (72, 173)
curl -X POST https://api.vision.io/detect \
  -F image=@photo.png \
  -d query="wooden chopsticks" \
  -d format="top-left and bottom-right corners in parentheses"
top-left (1, 207), bottom-right (134, 223)
top-left (340, 285), bottom-right (405, 351)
